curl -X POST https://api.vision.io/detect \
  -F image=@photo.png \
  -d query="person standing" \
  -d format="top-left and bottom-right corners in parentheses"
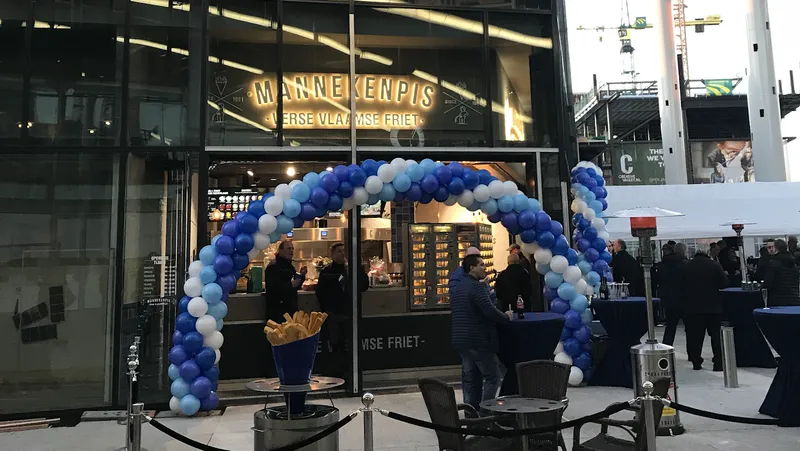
top-left (660, 243), bottom-right (687, 346)
top-left (451, 255), bottom-right (512, 410)
top-left (763, 239), bottom-right (800, 307)
top-left (684, 249), bottom-right (728, 371)
top-left (788, 236), bottom-right (800, 265)
top-left (264, 240), bottom-right (306, 323)
top-left (448, 246), bottom-right (481, 291)
top-left (507, 243), bottom-right (532, 274)
top-left (754, 246), bottom-right (772, 282)
top-left (495, 254), bottom-right (532, 312)
top-left (610, 239), bottom-right (643, 296)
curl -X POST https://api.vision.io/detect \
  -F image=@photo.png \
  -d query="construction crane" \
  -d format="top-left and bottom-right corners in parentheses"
top-left (576, 0), bottom-right (722, 83)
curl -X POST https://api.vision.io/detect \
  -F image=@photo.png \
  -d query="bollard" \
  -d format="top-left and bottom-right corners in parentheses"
top-left (642, 381), bottom-right (658, 451)
top-left (720, 324), bottom-right (738, 388)
top-left (362, 393), bottom-right (375, 451)
top-left (131, 403), bottom-right (144, 451)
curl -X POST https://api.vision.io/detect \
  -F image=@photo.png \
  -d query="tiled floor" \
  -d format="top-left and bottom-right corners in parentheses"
top-left (2, 325), bottom-right (798, 451)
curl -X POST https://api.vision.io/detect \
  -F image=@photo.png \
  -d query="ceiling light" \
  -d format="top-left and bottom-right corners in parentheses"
top-left (270, 178), bottom-right (277, 181)
top-left (287, 167), bottom-right (296, 177)
top-left (247, 170), bottom-right (254, 176)
top-left (326, 167), bottom-right (334, 172)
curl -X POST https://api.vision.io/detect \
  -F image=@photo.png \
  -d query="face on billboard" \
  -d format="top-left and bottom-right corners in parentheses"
top-left (704, 140), bottom-right (754, 183)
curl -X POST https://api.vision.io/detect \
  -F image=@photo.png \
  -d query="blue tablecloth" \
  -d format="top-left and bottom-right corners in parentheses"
top-left (754, 306), bottom-right (800, 426)
top-left (497, 312), bottom-right (566, 395)
top-left (721, 288), bottom-right (777, 368)
top-left (589, 297), bottom-right (660, 388)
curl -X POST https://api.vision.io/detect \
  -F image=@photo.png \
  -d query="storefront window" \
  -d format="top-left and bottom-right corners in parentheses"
top-left (366, 0), bottom-right (552, 10)
top-left (0, 3), bottom-right (27, 143)
top-left (488, 12), bottom-right (555, 147)
top-left (207, 0), bottom-right (279, 147)
top-left (354, 7), bottom-right (488, 147)
top-left (0, 152), bottom-right (118, 414)
top-left (30, 0), bottom-right (125, 146)
top-left (539, 152), bottom-right (564, 223)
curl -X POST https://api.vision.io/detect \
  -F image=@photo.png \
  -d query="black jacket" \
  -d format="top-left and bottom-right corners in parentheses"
top-left (264, 256), bottom-right (302, 321)
top-left (684, 254), bottom-right (728, 315)
top-left (495, 264), bottom-right (532, 312)
top-left (764, 251), bottom-right (800, 307)
top-left (658, 254), bottom-right (686, 308)
top-left (754, 255), bottom-right (771, 282)
top-left (610, 250), bottom-right (644, 296)
top-left (315, 261), bottom-right (369, 315)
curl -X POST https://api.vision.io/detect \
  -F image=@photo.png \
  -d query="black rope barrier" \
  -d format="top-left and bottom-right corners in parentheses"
top-left (147, 411), bottom-right (358, 451)
top-left (665, 401), bottom-right (780, 426)
top-left (382, 402), bottom-right (631, 438)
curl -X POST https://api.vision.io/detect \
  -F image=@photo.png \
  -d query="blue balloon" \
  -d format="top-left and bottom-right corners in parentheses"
top-left (204, 367), bottom-right (220, 384)
top-left (310, 187), bottom-right (330, 207)
top-left (585, 248), bottom-right (600, 263)
top-left (367, 193), bottom-right (379, 205)
top-left (182, 331), bottom-right (204, 354)
top-left (544, 271), bottom-right (564, 289)
top-left (190, 376), bottom-right (213, 399)
top-left (561, 326), bottom-right (573, 341)
top-left (214, 254), bottom-right (234, 275)
top-left (171, 378), bottom-right (191, 398)
top-left (576, 238), bottom-right (591, 253)
top-left (517, 211), bottom-right (535, 230)
top-left (237, 213), bottom-right (258, 234)
top-left (513, 194), bottom-right (529, 212)
top-left (586, 271), bottom-right (601, 286)
top-left (178, 296), bottom-right (191, 314)
top-left (348, 168), bottom-right (367, 187)
top-left (406, 183), bottom-right (423, 201)
top-left (536, 262), bottom-right (551, 274)
top-left (300, 202), bottom-right (316, 221)
top-left (576, 172), bottom-right (591, 184)
top-left (584, 190), bottom-right (597, 203)
top-left (231, 252), bottom-right (250, 271)
top-left (578, 260), bottom-right (593, 275)
top-left (303, 172), bottom-right (320, 188)
top-left (565, 310), bottom-right (582, 329)
top-left (421, 174), bottom-right (439, 193)
top-left (393, 192), bottom-right (406, 203)
top-left (462, 170), bottom-right (479, 190)
top-left (176, 312), bottom-right (196, 334)
top-left (168, 363), bottom-right (181, 381)
top-left (433, 186), bottom-right (450, 202)
top-left (333, 165), bottom-right (350, 182)
top-left (593, 238), bottom-right (607, 252)
top-left (215, 235), bottom-right (235, 255)
top-left (195, 347), bottom-right (216, 370)
top-left (362, 159), bottom-right (379, 176)
top-left (216, 274), bottom-right (236, 293)
top-left (585, 177), bottom-right (598, 189)
top-left (563, 338), bottom-right (581, 357)
top-left (544, 288), bottom-right (559, 301)
top-left (570, 294), bottom-right (588, 312)
top-left (392, 173), bottom-right (412, 192)
top-left (216, 318), bottom-right (223, 331)
top-left (247, 200), bottom-right (265, 218)
top-left (538, 231), bottom-right (555, 248)
top-left (536, 212), bottom-right (551, 231)
top-left (566, 249), bottom-right (578, 265)
top-left (589, 200), bottom-right (604, 213)
top-left (180, 394), bottom-right (201, 416)
top-left (202, 283), bottom-right (223, 304)
top-left (528, 198), bottom-right (542, 213)
top-left (172, 330), bottom-right (184, 346)
top-left (420, 158), bottom-right (436, 174)
top-left (582, 341), bottom-right (593, 353)
top-left (520, 228), bottom-right (537, 244)
top-left (234, 233), bottom-right (254, 253)
top-left (179, 359), bottom-right (201, 381)
top-left (448, 162), bottom-right (465, 178)
top-left (326, 193), bottom-right (343, 211)
top-left (497, 196), bottom-right (514, 213)
top-left (447, 178), bottom-right (465, 195)
top-left (557, 283), bottom-right (577, 300)
top-left (221, 220), bottom-right (240, 238)
top-left (577, 219), bottom-right (590, 231)
top-left (337, 181), bottom-right (354, 198)
top-left (574, 325), bottom-right (591, 344)
top-left (169, 345), bottom-right (189, 365)
top-left (583, 227), bottom-right (598, 241)
top-left (276, 215), bottom-right (294, 234)
top-left (320, 173), bottom-right (340, 193)
top-left (593, 259), bottom-right (609, 274)
top-left (581, 309), bottom-right (594, 325)
top-left (500, 212), bottom-right (518, 231)
top-left (268, 230), bottom-right (282, 243)
top-left (550, 220), bottom-right (564, 237)
top-left (550, 298), bottom-right (570, 314)
top-left (419, 193), bottom-right (433, 204)
top-left (198, 266), bottom-right (217, 285)
top-left (199, 245), bottom-right (217, 265)
top-left (552, 236), bottom-right (570, 256)
top-left (591, 186), bottom-right (606, 199)
top-left (467, 201), bottom-right (481, 212)
top-left (600, 251), bottom-right (613, 263)
top-left (574, 352), bottom-right (592, 371)
top-left (572, 213), bottom-right (584, 227)
top-left (487, 211), bottom-right (502, 223)
top-left (595, 175), bottom-right (606, 187)
top-left (200, 392), bottom-right (220, 411)
top-left (586, 168), bottom-right (597, 177)
top-left (283, 199), bottom-right (301, 218)
top-left (208, 301), bottom-right (228, 320)
top-left (379, 184), bottom-right (396, 202)
top-left (406, 162), bottom-right (424, 182)
top-left (434, 165), bottom-right (452, 184)
top-left (477, 169), bottom-right (492, 185)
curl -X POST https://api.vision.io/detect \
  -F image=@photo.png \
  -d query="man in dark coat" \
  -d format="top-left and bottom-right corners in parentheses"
top-left (684, 250), bottom-right (728, 371)
top-left (764, 239), bottom-right (800, 307)
top-left (451, 254), bottom-right (511, 410)
top-left (660, 243), bottom-right (687, 346)
top-left (495, 254), bottom-right (532, 312)
top-left (610, 239), bottom-right (644, 296)
top-left (508, 243), bottom-right (532, 274)
top-left (264, 240), bottom-right (306, 323)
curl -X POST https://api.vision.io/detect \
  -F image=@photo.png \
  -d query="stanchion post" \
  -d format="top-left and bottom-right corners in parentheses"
top-left (131, 403), bottom-right (144, 451)
top-left (642, 381), bottom-right (658, 451)
top-left (362, 393), bottom-right (375, 451)
top-left (118, 338), bottom-right (141, 451)
top-left (721, 324), bottom-right (739, 388)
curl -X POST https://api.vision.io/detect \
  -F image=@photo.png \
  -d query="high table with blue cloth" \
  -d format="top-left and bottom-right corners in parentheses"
top-left (497, 312), bottom-right (566, 395)
top-left (589, 297), bottom-right (660, 388)
top-left (754, 306), bottom-right (800, 426)
top-left (721, 288), bottom-right (777, 368)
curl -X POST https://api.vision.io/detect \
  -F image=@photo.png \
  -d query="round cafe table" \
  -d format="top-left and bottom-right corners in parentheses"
top-left (721, 288), bottom-right (777, 368)
top-left (754, 307), bottom-right (800, 426)
top-left (589, 297), bottom-right (660, 388)
top-left (497, 312), bottom-right (566, 396)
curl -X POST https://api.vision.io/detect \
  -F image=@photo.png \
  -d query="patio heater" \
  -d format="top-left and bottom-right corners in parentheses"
top-left (609, 207), bottom-right (686, 436)
top-left (720, 219), bottom-right (756, 285)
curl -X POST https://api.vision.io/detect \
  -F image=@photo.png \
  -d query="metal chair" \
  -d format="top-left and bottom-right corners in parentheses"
top-left (418, 378), bottom-right (515, 451)
top-left (515, 360), bottom-right (571, 451)
top-left (572, 377), bottom-right (671, 451)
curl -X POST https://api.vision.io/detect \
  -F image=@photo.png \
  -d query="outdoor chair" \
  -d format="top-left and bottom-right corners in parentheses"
top-left (418, 378), bottom-right (515, 451)
top-left (515, 360), bottom-right (571, 451)
top-left (572, 377), bottom-right (671, 451)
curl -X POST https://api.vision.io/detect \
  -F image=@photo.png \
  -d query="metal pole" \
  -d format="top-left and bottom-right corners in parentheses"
top-left (642, 381), bottom-right (657, 451)
top-left (639, 236), bottom-right (657, 343)
top-left (362, 393), bottom-right (375, 451)
top-left (131, 403), bottom-right (144, 451)
top-left (721, 324), bottom-right (739, 388)
top-left (736, 229), bottom-right (748, 283)
top-left (117, 339), bottom-right (140, 451)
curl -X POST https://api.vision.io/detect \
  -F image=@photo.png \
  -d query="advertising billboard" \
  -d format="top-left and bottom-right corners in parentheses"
top-left (609, 142), bottom-right (665, 185)
top-left (693, 140), bottom-right (754, 183)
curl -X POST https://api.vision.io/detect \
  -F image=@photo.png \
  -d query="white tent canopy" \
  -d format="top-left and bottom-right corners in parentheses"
top-left (604, 183), bottom-right (800, 240)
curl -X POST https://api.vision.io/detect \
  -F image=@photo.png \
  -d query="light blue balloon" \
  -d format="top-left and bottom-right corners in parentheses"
top-left (276, 215), bottom-right (294, 234)
top-left (571, 182), bottom-right (584, 193)
top-left (392, 173), bottom-right (412, 192)
top-left (216, 318), bottom-right (224, 331)
top-left (199, 266), bottom-right (217, 285)
top-left (379, 183), bottom-right (396, 202)
top-left (420, 158), bottom-right (436, 174)
top-left (283, 199), bottom-right (301, 218)
top-left (291, 183), bottom-right (311, 203)
top-left (406, 162), bottom-right (424, 182)
top-left (589, 200), bottom-right (604, 213)
top-left (208, 302), bottom-right (228, 320)
top-left (581, 309), bottom-right (594, 325)
top-left (481, 199), bottom-right (498, 216)
top-left (570, 294), bottom-right (588, 312)
top-left (202, 283), bottom-right (223, 304)
top-left (168, 364), bottom-right (181, 381)
top-left (367, 194), bottom-right (379, 205)
top-left (544, 271), bottom-right (564, 289)
top-left (435, 161), bottom-right (445, 168)
top-left (577, 253), bottom-right (587, 262)
top-left (577, 185), bottom-right (589, 197)
top-left (318, 170), bottom-right (331, 179)
top-left (513, 194), bottom-right (529, 212)
top-left (584, 190), bottom-right (596, 203)
top-left (180, 394), bottom-right (201, 416)
top-left (578, 260), bottom-right (593, 275)
top-left (528, 198), bottom-right (542, 213)
top-left (497, 196), bottom-right (514, 213)
top-left (171, 379), bottom-right (191, 398)
top-left (586, 270), bottom-right (601, 286)
top-left (557, 282), bottom-right (577, 300)
top-left (467, 201), bottom-right (481, 212)
top-left (303, 172), bottom-right (321, 188)
top-left (199, 245), bottom-right (217, 266)
top-left (535, 262), bottom-right (550, 274)
top-left (269, 230), bottom-right (283, 242)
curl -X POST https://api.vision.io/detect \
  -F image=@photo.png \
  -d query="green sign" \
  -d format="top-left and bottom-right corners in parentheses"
top-left (704, 79), bottom-right (734, 96)
top-left (609, 142), bottom-right (665, 185)
top-left (634, 17), bottom-right (648, 29)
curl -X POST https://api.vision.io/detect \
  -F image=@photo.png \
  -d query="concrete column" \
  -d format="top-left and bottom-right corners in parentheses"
top-left (654, 0), bottom-right (688, 184)
top-left (745, 0), bottom-right (786, 181)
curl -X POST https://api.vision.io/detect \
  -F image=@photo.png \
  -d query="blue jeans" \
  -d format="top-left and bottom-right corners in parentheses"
top-left (459, 349), bottom-right (504, 410)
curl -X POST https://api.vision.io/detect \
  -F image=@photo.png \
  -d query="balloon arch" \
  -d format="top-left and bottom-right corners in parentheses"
top-left (167, 158), bottom-right (611, 415)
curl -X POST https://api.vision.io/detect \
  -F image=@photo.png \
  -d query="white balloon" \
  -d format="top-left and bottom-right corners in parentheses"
top-left (583, 208), bottom-right (596, 221)
top-left (265, 196), bottom-right (283, 216)
top-left (391, 157), bottom-right (408, 173)
top-left (169, 396), bottom-right (182, 413)
top-left (575, 278), bottom-right (588, 295)
top-left (570, 199), bottom-right (582, 213)
top-left (204, 330), bottom-right (224, 349)
top-left (342, 197), bottom-right (355, 211)
top-left (365, 176), bottom-right (383, 195)
top-left (522, 242), bottom-right (538, 255)
top-left (187, 297), bottom-right (209, 318)
top-left (196, 315), bottom-right (217, 336)
top-left (534, 248), bottom-right (553, 264)
top-left (274, 184), bottom-right (291, 200)
top-left (444, 194), bottom-right (458, 206)
top-left (188, 261), bottom-right (204, 278)
top-left (258, 215), bottom-right (278, 234)
top-left (253, 232), bottom-right (271, 250)
top-left (183, 277), bottom-right (203, 297)
top-left (550, 255), bottom-right (569, 273)
top-left (554, 341), bottom-right (564, 356)
top-left (288, 180), bottom-right (302, 189)
top-left (502, 181), bottom-right (517, 197)
top-left (554, 352), bottom-right (573, 366)
top-left (563, 265), bottom-right (583, 284)
top-left (248, 248), bottom-right (260, 259)
top-left (591, 218), bottom-right (606, 230)
top-left (574, 200), bottom-right (588, 213)
top-left (457, 190), bottom-right (474, 207)
top-left (598, 231), bottom-right (610, 241)
top-left (377, 164), bottom-right (396, 183)
top-left (488, 180), bottom-right (505, 199)
top-left (473, 184), bottom-right (491, 203)
top-left (568, 366), bottom-right (584, 386)
top-left (353, 187), bottom-right (369, 205)
top-left (406, 159), bottom-right (418, 166)
top-left (214, 349), bottom-right (222, 365)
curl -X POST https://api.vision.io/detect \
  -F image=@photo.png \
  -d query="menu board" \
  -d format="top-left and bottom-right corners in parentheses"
top-left (208, 188), bottom-right (265, 221)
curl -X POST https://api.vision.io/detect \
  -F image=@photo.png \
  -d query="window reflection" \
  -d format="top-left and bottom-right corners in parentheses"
top-left (0, 3), bottom-right (26, 142)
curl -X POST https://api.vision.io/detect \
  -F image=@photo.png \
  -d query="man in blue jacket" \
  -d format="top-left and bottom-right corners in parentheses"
top-left (451, 254), bottom-right (512, 410)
